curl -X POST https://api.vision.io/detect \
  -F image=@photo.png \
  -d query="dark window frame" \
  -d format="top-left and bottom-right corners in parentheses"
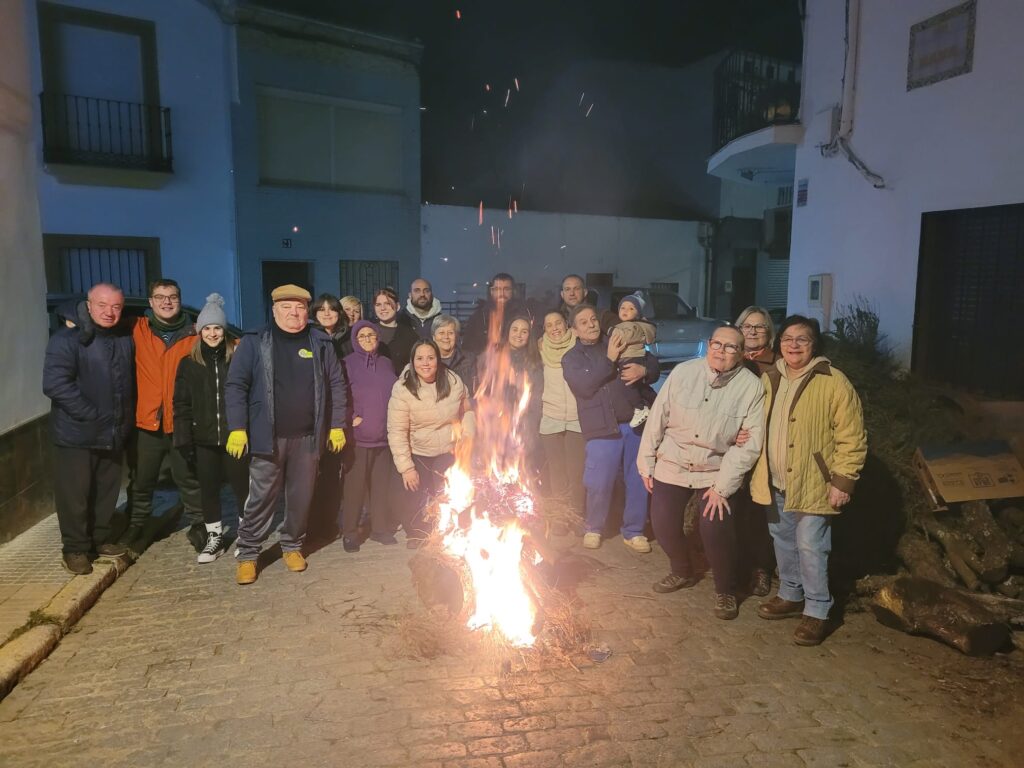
top-left (43, 233), bottom-right (162, 299)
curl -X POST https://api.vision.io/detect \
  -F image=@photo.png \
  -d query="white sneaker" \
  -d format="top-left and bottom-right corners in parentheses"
top-left (623, 535), bottom-right (652, 554)
top-left (198, 532), bottom-right (226, 563)
top-left (630, 407), bottom-right (650, 428)
top-left (583, 532), bottom-right (602, 549)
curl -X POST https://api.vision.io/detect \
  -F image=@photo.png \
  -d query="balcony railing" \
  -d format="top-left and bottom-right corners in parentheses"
top-left (39, 92), bottom-right (173, 173)
top-left (713, 51), bottom-right (800, 153)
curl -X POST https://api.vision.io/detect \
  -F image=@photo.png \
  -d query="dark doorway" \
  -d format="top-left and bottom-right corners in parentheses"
top-left (913, 203), bottom-right (1024, 398)
top-left (261, 260), bottom-right (313, 320)
top-left (730, 265), bottom-right (756, 320)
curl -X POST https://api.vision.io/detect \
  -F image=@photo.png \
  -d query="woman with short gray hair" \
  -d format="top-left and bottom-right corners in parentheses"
top-left (432, 314), bottom-right (475, 392)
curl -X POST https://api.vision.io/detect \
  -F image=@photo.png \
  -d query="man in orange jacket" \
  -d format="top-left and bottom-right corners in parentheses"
top-left (121, 278), bottom-right (205, 553)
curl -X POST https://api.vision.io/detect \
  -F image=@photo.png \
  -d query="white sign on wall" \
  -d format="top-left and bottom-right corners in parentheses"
top-left (907, 0), bottom-right (976, 91)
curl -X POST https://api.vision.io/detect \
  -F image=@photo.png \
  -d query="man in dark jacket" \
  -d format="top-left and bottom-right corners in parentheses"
top-left (224, 284), bottom-right (347, 585)
top-left (461, 272), bottom-right (530, 355)
top-left (42, 283), bottom-right (135, 575)
top-left (402, 278), bottom-right (443, 339)
top-left (562, 304), bottom-right (660, 554)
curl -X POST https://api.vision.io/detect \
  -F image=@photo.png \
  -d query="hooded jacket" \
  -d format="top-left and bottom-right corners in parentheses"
top-left (402, 297), bottom-right (443, 340)
top-left (224, 324), bottom-right (346, 456)
top-left (43, 311), bottom-right (135, 451)
top-left (343, 320), bottom-right (398, 448)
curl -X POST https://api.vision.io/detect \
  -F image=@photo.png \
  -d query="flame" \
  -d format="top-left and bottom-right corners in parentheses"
top-left (432, 301), bottom-right (540, 647)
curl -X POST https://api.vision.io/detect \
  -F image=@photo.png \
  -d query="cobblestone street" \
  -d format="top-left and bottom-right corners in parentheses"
top-left (1, 524), bottom-right (1022, 768)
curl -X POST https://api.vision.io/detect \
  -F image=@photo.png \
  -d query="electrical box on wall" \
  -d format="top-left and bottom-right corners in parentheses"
top-left (807, 273), bottom-right (833, 330)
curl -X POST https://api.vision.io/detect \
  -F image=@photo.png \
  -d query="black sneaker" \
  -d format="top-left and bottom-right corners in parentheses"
top-left (197, 532), bottom-right (226, 563)
top-left (119, 522), bottom-right (144, 547)
top-left (96, 543), bottom-right (128, 558)
top-left (62, 552), bottom-right (93, 576)
top-left (652, 573), bottom-right (698, 593)
top-left (342, 536), bottom-right (360, 553)
top-left (186, 523), bottom-right (207, 553)
top-left (714, 593), bottom-right (739, 620)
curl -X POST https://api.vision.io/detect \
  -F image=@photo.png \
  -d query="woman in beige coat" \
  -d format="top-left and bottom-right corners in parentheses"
top-left (387, 339), bottom-right (473, 547)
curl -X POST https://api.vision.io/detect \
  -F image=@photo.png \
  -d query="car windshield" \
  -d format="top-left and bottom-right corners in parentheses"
top-left (649, 293), bottom-right (696, 320)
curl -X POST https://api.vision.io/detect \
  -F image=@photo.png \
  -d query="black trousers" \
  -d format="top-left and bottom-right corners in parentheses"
top-left (732, 482), bottom-right (775, 576)
top-left (342, 445), bottom-right (394, 537)
top-left (392, 453), bottom-right (454, 540)
top-left (649, 478), bottom-right (738, 595)
top-left (129, 428), bottom-right (202, 525)
top-left (540, 430), bottom-right (586, 514)
top-left (53, 445), bottom-right (123, 554)
top-left (194, 444), bottom-right (250, 526)
top-left (308, 449), bottom-right (343, 540)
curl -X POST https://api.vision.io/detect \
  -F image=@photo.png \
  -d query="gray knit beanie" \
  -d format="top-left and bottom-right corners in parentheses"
top-left (196, 293), bottom-right (227, 331)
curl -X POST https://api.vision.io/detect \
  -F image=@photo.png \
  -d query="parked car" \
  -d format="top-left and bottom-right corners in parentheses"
top-left (600, 287), bottom-right (725, 366)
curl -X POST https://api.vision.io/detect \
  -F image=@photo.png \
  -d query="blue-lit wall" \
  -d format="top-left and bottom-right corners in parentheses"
top-left (26, 0), bottom-right (240, 320)
top-left (230, 28), bottom-right (422, 328)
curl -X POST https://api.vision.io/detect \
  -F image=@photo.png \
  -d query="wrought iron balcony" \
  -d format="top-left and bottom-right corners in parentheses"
top-left (713, 51), bottom-right (800, 153)
top-left (39, 92), bottom-right (173, 173)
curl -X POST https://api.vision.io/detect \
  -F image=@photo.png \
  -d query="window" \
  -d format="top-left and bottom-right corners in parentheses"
top-left (258, 88), bottom-right (403, 193)
top-left (43, 234), bottom-right (161, 298)
top-left (339, 259), bottom-right (400, 307)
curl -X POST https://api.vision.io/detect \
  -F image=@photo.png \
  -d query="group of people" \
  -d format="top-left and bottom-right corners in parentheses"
top-left (43, 270), bottom-right (866, 646)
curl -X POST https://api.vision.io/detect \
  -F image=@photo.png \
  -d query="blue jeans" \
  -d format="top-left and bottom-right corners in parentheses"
top-left (769, 490), bottom-right (833, 619)
top-left (583, 423), bottom-right (648, 538)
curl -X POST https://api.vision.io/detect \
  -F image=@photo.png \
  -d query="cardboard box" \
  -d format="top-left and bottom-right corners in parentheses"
top-left (914, 441), bottom-right (1024, 509)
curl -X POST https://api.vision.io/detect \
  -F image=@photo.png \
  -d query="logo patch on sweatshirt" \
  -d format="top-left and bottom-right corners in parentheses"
top-left (298, 348), bottom-right (313, 359)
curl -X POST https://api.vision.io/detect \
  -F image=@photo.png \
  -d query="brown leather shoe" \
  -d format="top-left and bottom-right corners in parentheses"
top-left (757, 596), bottom-right (805, 620)
top-left (751, 569), bottom-right (772, 597)
top-left (793, 615), bottom-right (829, 646)
top-left (282, 551), bottom-right (307, 572)
top-left (236, 560), bottom-right (257, 585)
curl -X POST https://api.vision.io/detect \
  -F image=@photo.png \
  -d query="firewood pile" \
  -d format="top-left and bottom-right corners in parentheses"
top-left (861, 501), bottom-right (1024, 655)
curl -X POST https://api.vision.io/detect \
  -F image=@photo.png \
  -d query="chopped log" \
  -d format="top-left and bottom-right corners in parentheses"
top-left (963, 591), bottom-right (1024, 628)
top-left (896, 531), bottom-right (958, 587)
top-left (960, 501), bottom-right (1012, 583)
top-left (871, 575), bottom-right (1011, 656)
top-left (855, 573), bottom-right (897, 596)
top-left (996, 575), bottom-right (1024, 599)
top-left (917, 515), bottom-right (982, 590)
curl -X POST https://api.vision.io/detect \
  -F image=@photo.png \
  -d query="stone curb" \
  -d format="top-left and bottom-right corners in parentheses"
top-left (0, 554), bottom-right (130, 700)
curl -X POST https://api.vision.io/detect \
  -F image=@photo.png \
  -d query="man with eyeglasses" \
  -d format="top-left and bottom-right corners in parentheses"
top-left (121, 278), bottom-right (206, 554)
top-left (638, 326), bottom-right (765, 620)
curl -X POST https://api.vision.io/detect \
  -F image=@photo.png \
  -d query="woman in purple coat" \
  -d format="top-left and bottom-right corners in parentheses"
top-left (341, 320), bottom-right (399, 551)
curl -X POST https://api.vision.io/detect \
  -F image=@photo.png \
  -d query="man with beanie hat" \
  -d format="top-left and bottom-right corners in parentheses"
top-left (613, 292), bottom-right (658, 427)
top-left (123, 278), bottom-right (205, 555)
top-left (225, 284), bottom-right (348, 585)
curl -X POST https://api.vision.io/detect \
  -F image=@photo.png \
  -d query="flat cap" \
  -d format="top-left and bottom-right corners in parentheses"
top-left (270, 284), bottom-right (311, 303)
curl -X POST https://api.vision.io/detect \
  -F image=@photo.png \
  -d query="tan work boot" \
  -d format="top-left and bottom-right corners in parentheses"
top-left (622, 535), bottom-right (652, 554)
top-left (282, 551), bottom-right (307, 572)
top-left (236, 560), bottom-right (257, 585)
top-left (757, 596), bottom-right (805, 620)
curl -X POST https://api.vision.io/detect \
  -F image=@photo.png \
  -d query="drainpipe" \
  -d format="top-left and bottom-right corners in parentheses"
top-left (699, 221), bottom-right (714, 317)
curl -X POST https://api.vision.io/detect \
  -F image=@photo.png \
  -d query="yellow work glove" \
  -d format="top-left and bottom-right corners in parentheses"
top-left (226, 430), bottom-right (248, 459)
top-left (328, 428), bottom-right (346, 454)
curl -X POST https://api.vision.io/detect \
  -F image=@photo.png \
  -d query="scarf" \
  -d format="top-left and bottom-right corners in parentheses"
top-left (539, 329), bottom-right (577, 367)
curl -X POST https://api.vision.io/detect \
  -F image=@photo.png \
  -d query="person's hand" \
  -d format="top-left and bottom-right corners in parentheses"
top-left (402, 468), bottom-right (420, 491)
top-left (352, 416), bottom-right (364, 427)
top-left (828, 485), bottom-right (851, 509)
top-left (226, 430), bottom-right (248, 459)
top-left (620, 363), bottom-right (646, 385)
top-left (702, 487), bottom-right (731, 521)
top-left (606, 330), bottom-right (627, 362)
top-left (641, 474), bottom-right (654, 494)
top-left (734, 428), bottom-right (751, 447)
top-left (328, 428), bottom-right (346, 453)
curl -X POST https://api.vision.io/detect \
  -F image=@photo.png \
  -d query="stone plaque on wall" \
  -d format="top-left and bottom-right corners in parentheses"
top-left (907, 0), bottom-right (976, 91)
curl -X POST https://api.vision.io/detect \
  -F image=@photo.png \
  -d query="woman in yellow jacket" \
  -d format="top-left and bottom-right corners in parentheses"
top-left (750, 315), bottom-right (867, 646)
top-left (387, 339), bottom-right (474, 547)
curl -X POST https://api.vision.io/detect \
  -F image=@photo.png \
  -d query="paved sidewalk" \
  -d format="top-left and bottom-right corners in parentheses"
top-left (0, 521), bottom-right (1021, 767)
top-left (0, 516), bottom-right (73, 643)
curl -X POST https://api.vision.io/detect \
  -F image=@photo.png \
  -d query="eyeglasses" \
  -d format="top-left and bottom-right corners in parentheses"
top-left (740, 323), bottom-right (768, 333)
top-left (708, 340), bottom-right (741, 354)
top-left (356, 332), bottom-right (378, 341)
top-left (151, 293), bottom-right (180, 304)
top-left (780, 336), bottom-right (813, 347)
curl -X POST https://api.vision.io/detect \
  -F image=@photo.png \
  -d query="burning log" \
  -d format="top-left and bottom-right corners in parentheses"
top-left (871, 576), bottom-right (1011, 656)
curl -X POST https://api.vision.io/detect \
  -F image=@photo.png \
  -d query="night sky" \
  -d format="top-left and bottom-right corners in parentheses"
top-left (253, 1), bottom-right (803, 216)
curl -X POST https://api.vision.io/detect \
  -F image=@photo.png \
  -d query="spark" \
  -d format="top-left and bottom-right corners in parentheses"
top-left (497, 228), bottom-right (502, 248)
top-left (514, 77), bottom-right (520, 92)
top-left (485, 83), bottom-right (491, 92)
top-left (470, 115), bottom-right (475, 131)
top-left (491, 225), bottom-right (495, 245)
top-left (292, 225), bottom-right (300, 233)
top-left (479, 201), bottom-right (484, 226)
top-left (455, 9), bottom-right (461, 19)
top-left (442, 257), bottom-right (449, 262)
top-left (419, 106), bottom-right (427, 111)
top-left (560, 245), bottom-right (567, 249)
top-left (504, 89), bottom-right (510, 108)
top-left (451, 185), bottom-right (455, 190)
top-left (513, 200), bottom-right (518, 213)
top-left (586, 103), bottom-right (594, 117)
top-left (472, 282), bottom-right (478, 288)
top-left (578, 91), bottom-right (585, 106)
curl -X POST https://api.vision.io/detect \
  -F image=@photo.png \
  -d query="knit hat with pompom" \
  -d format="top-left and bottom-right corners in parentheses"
top-left (196, 293), bottom-right (227, 331)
